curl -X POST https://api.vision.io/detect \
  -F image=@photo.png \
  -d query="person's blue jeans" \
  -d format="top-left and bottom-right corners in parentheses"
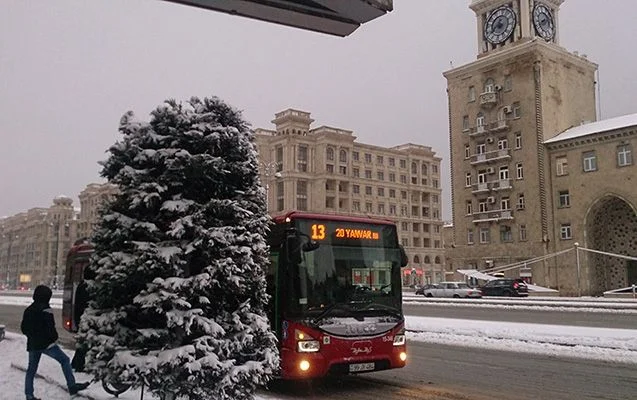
top-left (25, 344), bottom-right (76, 399)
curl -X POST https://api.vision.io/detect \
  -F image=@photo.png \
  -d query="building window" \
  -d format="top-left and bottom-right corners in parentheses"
top-left (400, 205), bottom-right (408, 216)
top-left (365, 186), bottom-right (372, 195)
top-left (389, 157), bottom-right (395, 167)
top-left (365, 153), bottom-right (372, 163)
top-left (468, 86), bottom-right (476, 102)
top-left (479, 227), bottom-right (490, 243)
top-left (476, 112), bottom-right (485, 128)
top-left (423, 164), bottom-right (429, 175)
top-left (326, 164), bottom-right (334, 173)
top-left (462, 115), bottom-right (470, 131)
top-left (326, 147), bottom-right (334, 161)
top-left (560, 224), bottom-right (572, 240)
top-left (517, 194), bottom-right (525, 210)
top-left (353, 167), bottom-right (360, 178)
top-left (352, 151), bottom-right (359, 161)
top-left (339, 166), bottom-right (347, 175)
top-left (512, 102), bottom-right (521, 118)
top-left (389, 189), bottom-right (396, 198)
top-left (465, 172), bottom-right (472, 187)
top-left (276, 181), bottom-right (284, 211)
top-left (412, 223), bottom-right (420, 232)
top-left (499, 166), bottom-right (509, 180)
top-left (377, 187), bottom-right (385, 197)
top-left (401, 238), bottom-right (409, 247)
top-left (617, 144), bottom-right (633, 167)
top-left (352, 200), bottom-right (360, 211)
top-left (389, 172), bottom-right (396, 182)
top-left (411, 176), bottom-right (418, 185)
top-left (365, 169), bottom-right (372, 179)
top-left (478, 200), bottom-right (488, 213)
top-left (401, 222), bottom-right (409, 231)
top-left (515, 132), bottom-right (522, 149)
top-left (352, 185), bottom-right (360, 194)
top-left (297, 145), bottom-right (308, 172)
top-left (400, 175), bottom-right (407, 184)
top-left (467, 229), bottom-right (474, 245)
top-left (504, 75), bottom-right (512, 91)
top-left (433, 179), bottom-right (439, 188)
top-left (365, 202), bottom-right (373, 212)
top-left (466, 200), bottom-right (473, 215)
top-left (498, 138), bottom-right (508, 150)
top-left (500, 226), bottom-right (513, 242)
top-left (478, 170), bottom-right (487, 184)
top-left (519, 225), bottom-right (527, 241)
top-left (583, 151), bottom-right (597, 172)
top-left (401, 191), bottom-right (407, 200)
top-left (389, 204), bottom-right (397, 215)
top-left (377, 155), bottom-right (384, 165)
top-left (377, 171), bottom-right (384, 181)
top-left (432, 194), bottom-right (439, 203)
top-left (558, 190), bottom-right (570, 208)
top-left (465, 144), bottom-right (471, 158)
top-left (501, 197), bottom-right (510, 210)
top-left (337, 150), bottom-right (346, 163)
top-left (411, 162), bottom-right (418, 174)
top-left (399, 159), bottom-right (407, 169)
top-left (378, 203), bottom-right (385, 214)
top-left (556, 156), bottom-right (568, 176)
top-left (516, 163), bottom-right (524, 179)
top-left (432, 164), bottom-right (438, 173)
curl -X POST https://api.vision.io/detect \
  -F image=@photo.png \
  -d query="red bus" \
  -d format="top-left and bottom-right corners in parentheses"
top-left (63, 211), bottom-right (408, 379)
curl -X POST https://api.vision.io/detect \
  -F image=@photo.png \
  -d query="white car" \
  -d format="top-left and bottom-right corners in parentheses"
top-left (422, 282), bottom-right (482, 298)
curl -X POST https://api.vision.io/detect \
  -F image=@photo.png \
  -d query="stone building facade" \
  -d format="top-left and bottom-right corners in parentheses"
top-left (76, 183), bottom-right (119, 240)
top-left (444, 0), bottom-right (636, 295)
top-left (255, 109), bottom-right (446, 284)
top-left (0, 196), bottom-right (78, 289)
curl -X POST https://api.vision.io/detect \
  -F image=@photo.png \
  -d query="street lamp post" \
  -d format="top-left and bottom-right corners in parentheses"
top-left (260, 161), bottom-right (281, 211)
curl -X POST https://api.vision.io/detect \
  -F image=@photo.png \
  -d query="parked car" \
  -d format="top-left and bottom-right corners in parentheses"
top-left (422, 282), bottom-right (482, 298)
top-left (480, 278), bottom-right (529, 297)
top-left (414, 284), bottom-right (437, 295)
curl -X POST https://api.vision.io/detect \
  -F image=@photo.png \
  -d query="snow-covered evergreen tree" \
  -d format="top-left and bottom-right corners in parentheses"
top-left (77, 96), bottom-right (279, 399)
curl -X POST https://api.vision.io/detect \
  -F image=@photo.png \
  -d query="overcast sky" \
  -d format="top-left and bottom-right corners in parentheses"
top-left (1, 0), bottom-right (636, 219)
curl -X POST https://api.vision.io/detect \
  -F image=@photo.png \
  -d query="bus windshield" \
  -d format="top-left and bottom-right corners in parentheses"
top-left (283, 219), bottom-right (403, 321)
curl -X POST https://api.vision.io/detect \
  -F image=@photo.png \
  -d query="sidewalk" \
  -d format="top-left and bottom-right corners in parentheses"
top-left (1, 333), bottom-right (275, 400)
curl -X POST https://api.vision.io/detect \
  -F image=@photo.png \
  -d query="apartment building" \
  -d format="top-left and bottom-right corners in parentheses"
top-left (76, 182), bottom-right (119, 240)
top-left (255, 109), bottom-right (445, 284)
top-left (0, 196), bottom-right (78, 289)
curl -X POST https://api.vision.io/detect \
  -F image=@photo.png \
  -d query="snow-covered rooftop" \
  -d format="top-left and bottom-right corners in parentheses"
top-left (545, 112), bottom-right (637, 144)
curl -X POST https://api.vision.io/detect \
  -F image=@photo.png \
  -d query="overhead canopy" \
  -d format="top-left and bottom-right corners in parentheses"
top-left (164, 0), bottom-right (393, 36)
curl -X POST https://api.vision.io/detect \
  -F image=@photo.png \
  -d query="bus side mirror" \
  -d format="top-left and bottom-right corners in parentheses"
top-left (399, 245), bottom-right (408, 267)
top-left (286, 235), bottom-right (303, 265)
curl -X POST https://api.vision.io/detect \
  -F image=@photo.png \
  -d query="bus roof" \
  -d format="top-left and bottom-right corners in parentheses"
top-left (272, 211), bottom-right (396, 226)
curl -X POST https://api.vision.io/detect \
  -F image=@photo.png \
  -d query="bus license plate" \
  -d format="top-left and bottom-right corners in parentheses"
top-left (349, 362), bottom-right (375, 373)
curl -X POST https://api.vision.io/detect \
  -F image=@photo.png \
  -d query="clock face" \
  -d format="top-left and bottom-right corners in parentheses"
top-left (533, 3), bottom-right (555, 40)
top-left (484, 6), bottom-right (517, 44)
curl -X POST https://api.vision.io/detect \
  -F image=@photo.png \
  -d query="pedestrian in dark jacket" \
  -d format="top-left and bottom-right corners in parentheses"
top-left (21, 285), bottom-right (89, 400)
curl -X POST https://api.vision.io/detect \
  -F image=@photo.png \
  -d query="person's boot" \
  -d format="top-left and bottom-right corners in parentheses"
top-left (69, 381), bottom-right (90, 395)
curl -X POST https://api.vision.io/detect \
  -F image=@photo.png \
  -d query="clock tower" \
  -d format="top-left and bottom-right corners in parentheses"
top-left (444, 0), bottom-right (598, 289)
top-left (471, 0), bottom-right (562, 56)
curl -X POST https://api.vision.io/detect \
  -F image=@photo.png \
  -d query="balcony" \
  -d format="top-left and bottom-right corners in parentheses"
top-left (492, 179), bottom-right (512, 191)
top-left (480, 91), bottom-right (498, 108)
top-left (470, 149), bottom-right (511, 165)
top-left (471, 209), bottom-right (514, 223)
top-left (489, 119), bottom-right (510, 132)
top-left (469, 125), bottom-right (488, 137)
top-left (471, 182), bottom-right (490, 194)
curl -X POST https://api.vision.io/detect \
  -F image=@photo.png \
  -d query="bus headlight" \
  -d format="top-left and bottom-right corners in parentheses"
top-left (297, 340), bottom-right (320, 353)
top-left (393, 334), bottom-right (406, 346)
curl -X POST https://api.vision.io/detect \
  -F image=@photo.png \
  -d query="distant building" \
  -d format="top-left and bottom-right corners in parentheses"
top-left (76, 183), bottom-right (119, 240)
top-left (0, 196), bottom-right (78, 289)
top-left (255, 109), bottom-right (445, 284)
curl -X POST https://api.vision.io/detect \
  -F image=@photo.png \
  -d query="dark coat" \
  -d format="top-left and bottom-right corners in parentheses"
top-left (21, 285), bottom-right (58, 351)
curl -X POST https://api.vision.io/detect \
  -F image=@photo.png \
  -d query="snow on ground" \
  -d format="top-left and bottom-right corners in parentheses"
top-left (2, 295), bottom-right (636, 399)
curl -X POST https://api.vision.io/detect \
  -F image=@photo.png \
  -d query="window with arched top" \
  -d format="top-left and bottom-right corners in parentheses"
top-left (421, 163), bottom-right (428, 175)
top-left (326, 147), bottom-right (334, 161)
top-left (424, 255), bottom-right (431, 264)
top-left (434, 256), bottom-right (441, 264)
top-left (476, 112), bottom-right (485, 127)
top-left (339, 149), bottom-right (347, 163)
top-left (411, 162), bottom-right (418, 174)
top-left (414, 255), bottom-right (420, 264)
top-left (484, 78), bottom-right (495, 93)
